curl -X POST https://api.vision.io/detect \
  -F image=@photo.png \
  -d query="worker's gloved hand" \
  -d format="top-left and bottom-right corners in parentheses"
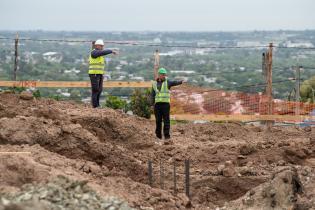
top-left (112, 50), bottom-right (119, 55)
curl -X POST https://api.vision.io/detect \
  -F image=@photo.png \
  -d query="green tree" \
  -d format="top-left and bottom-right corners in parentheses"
top-left (301, 76), bottom-right (315, 102)
top-left (130, 89), bottom-right (152, 119)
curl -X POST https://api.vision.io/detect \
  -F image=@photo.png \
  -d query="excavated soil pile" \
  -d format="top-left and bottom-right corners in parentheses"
top-left (0, 91), bottom-right (315, 210)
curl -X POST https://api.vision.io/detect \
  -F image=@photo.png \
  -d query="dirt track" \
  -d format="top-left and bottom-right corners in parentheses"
top-left (0, 91), bottom-right (314, 210)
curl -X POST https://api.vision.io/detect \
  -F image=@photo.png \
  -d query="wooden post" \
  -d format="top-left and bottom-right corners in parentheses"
top-left (266, 43), bottom-right (273, 129)
top-left (154, 50), bottom-right (160, 80)
top-left (13, 33), bottom-right (19, 81)
top-left (295, 66), bottom-right (301, 115)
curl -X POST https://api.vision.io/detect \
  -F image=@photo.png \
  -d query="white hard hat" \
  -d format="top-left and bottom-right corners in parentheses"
top-left (95, 39), bottom-right (104, 46)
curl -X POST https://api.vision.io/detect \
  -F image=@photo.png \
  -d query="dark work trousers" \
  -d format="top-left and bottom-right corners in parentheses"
top-left (89, 74), bottom-right (104, 108)
top-left (154, 103), bottom-right (171, 139)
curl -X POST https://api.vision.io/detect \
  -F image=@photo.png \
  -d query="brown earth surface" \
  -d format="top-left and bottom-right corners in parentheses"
top-left (0, 91), bottom-right (314, 210)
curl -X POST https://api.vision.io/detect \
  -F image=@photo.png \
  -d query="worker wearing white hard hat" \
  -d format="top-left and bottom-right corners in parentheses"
top-left (89, 39), bottom-right (119, 108)
top-left (94, 39), bottom-right (104, 46)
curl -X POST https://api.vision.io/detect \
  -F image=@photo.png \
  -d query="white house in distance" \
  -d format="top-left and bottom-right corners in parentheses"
top-left (285, 41), bottom-right (314, 48)
top-left (64, 68), bottom-right (80, 74)
top-left (43, 52), bottom-right (62, 63)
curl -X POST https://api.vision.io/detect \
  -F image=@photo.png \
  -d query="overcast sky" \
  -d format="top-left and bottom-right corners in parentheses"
top-left (0, 0), bottom-right (314, 31)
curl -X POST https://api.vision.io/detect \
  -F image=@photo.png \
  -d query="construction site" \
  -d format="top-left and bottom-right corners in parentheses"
top-left (0, 31), bottom-right (314, 210)
top-left (0, 87), bottom-right (314, 210)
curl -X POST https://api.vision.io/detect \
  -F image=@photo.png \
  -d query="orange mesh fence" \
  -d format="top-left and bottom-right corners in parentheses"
top-left (170, 84), bottom-right (315, 117)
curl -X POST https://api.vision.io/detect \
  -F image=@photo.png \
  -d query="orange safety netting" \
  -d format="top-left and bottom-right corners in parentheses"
top-left (170, 85), bottom-right (315, 116)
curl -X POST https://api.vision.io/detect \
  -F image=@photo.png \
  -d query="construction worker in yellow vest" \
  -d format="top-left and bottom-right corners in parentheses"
top-left (151, 68), bottom-right (184, 140)
top-left (89, 39), bottom-right (118, 108)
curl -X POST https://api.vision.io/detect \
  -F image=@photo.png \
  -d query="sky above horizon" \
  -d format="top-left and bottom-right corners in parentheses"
top-left (0, 0), bottom-right (314, 31)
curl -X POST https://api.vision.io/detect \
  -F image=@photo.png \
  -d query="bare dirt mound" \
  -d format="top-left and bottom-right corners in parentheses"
top-left (0, 155), bottom-right (50, 189)
top-left (224, 167), bottom-right (305, 210)
top-left (0, 116), bottom-right (147, 183)
top-left (0, 92), bottom-right (315, 209)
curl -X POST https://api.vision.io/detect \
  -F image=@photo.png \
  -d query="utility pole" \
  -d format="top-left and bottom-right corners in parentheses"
top-left (13, 33), bottom-right (19, 81)
top-left (266, 43), bottom-right (273, 129)
top-left (154, 49), bottom-right (160, 80)
top-left (295, 66), bottom-right (301, 115)
top-left (262, 53), bottom-right (267, 91)
top-left (259, 53), bottom-right (267, 115)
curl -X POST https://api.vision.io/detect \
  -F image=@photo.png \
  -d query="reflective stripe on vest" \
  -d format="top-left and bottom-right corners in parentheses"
top-left (88, 54), bottom-right (105, 74)
top-left (153, 80), bottom-right (170, 103)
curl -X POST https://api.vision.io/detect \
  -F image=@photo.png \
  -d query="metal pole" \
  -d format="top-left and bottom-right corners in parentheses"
top-left (160, 159), bottom-right (164, 189)
top-left (148, 160), bottom-right (153, 187)
top-left (185, 159), bottom-right (190, 199)
top-left (173, 160), bottom-right (177, 195)
top-left (295, 66), bottom-right (301, 115)
top-left (13, 33), bottom-right (19, 81)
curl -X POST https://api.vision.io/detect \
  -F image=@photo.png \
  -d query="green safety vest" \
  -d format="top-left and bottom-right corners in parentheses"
top-left (88, 53), bottom-right (105, 74)
top-left (153, 79), bottom-right (170, 103)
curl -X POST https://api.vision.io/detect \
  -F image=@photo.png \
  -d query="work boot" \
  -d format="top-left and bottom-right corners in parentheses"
top-left (163, 139), bottom-right (173, 145)
top-left (154, 136), bottom-right (163, 146)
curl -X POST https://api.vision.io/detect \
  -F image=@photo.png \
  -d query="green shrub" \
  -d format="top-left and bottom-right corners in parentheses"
top-left (49, 95), bottom-right (62, 101)
top-left (32, 89), bottom-right (41, 98)
top-left (105, 95), bottom-right (127, 110)
top-left (9, 87), bottom-right (26, 93)
top-left (130, 89), bottom-right (152, 119)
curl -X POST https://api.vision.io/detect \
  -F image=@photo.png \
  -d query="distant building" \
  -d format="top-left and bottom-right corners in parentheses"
top-left (23, 51), bottom-right (39, 63)
top-left (171, 70), bottom-right (196, 74)
top-left (130, 76), bottom-right (144, 81)
top-left (74, 58), bottom-right (85, 64)
top-left (153, 38), bottom-right (162, 43)
top-left (43, 52), bottom-right (62, 63)
top-left (174, 76), bottom-right (189, 82)
top-left (61, 92), bottom-right (71, 97)
top-left (116, 75), bottom-right (126, 80)
top-left (120, 60), bottom-right (128, 65)
top-left (115, 66), bottom-right (122, 70)
top-left (5, 55), bottom-right (12, 64)
top-left (202, 76), bottom-right (216, 83)
top-left (128, 74), bottom-right (144, 81)
top-left (64, 68), bottom-right (81, 74)
top-left (285, 41), bottom-right (314, 48)
top-left (160, 50), bottom-right (184, 56)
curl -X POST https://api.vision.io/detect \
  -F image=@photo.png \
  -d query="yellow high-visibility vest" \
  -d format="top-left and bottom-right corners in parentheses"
top-left (152, 79), bottom-right (170, 103)
top-left (88, 53), bottom-right (105, 74)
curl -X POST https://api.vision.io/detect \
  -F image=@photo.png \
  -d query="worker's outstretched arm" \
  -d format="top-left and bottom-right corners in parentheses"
top-left (168, 80), bottom-right (184, 89)
top-left (91, 49), bottom-right (113, 58)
